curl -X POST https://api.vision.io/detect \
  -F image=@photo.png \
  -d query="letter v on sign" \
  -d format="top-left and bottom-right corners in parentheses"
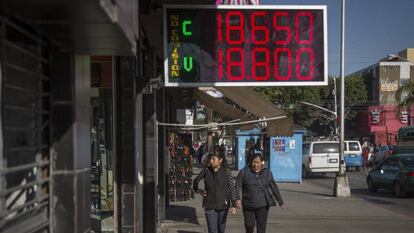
top-left (183, 57), bottom-right (193, 72)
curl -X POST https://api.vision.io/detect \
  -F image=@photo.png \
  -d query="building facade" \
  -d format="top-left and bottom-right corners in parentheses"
top-left (351, 48), bottom-right (414, 145)
top-left (0, 1), bottom-right (168, 233)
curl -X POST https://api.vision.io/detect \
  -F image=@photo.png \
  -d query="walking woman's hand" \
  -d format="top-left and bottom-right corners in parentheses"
top-left (235, 200), bottom-right (242, 209)
top-left (197, 189), bottom-right (207, 197)
top-left (230, 207), bottom-right (236, 214)
top-left (280, 204), bottom-right (286, 209)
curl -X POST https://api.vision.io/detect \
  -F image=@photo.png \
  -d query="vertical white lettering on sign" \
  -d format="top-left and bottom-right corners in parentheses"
top-left (401, 110), bottom-right (408, 124)
top-left (371, 109), bottom-right (381, 124)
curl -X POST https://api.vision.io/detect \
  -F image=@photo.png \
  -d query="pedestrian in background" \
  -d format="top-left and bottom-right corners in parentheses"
top-left (235, 153), bottom-right (285, 233)
top-left (200, 143), bottom-right (210, 167)
top-left (193, 151), bottom-right (237, 233)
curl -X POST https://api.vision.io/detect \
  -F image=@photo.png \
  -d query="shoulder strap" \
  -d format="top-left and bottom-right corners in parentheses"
top-left (255, 173), bottom-right (267, 194)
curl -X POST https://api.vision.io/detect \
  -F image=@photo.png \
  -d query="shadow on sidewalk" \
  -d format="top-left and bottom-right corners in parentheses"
top-left (166, 205), bottom-right (200, 225)
top-left (280, 188), bottom-right (334, 197)
top-left (351, 188), bottom-right (414, 200)
top-left (302, 175), bottom-right (334, 179)
top-left (177, 231), bottom-right (203, 233)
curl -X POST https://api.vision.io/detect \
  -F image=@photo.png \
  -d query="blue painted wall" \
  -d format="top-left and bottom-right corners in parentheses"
top-left (236, 129), bottom-right (261, 171)
top-left (270, 132), bottom-right (303, 183)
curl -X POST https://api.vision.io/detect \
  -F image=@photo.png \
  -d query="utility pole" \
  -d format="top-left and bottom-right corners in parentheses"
top-left (334, 0), bottom-right (351, 198)
top-left (333, 77), bottom-right (338, 136)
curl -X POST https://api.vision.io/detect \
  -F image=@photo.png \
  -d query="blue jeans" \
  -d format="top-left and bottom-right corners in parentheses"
top-left (205, 208), bottom-right (229, 233)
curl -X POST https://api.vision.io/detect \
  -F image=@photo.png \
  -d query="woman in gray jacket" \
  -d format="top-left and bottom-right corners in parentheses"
top-left (235, 153), bottom-right (285, 233)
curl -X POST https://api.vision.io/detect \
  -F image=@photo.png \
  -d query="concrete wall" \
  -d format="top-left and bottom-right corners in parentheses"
top-left (398, 48), bottom-right (414, 62)
top-left (379, 64), bottom-right (400, 105)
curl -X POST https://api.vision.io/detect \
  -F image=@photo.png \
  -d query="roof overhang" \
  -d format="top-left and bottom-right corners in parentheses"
top-left (194, 89), bottom-right (248, 120)
top-left (216, 87), bottom-right (294, 136)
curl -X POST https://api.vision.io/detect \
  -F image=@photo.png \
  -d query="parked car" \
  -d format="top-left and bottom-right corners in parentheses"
top-left (370, 145), bottom-right (397, 165)
top-left (366, 154), bottom-right (414, 198)
top-left (397, 126), bottom-right (414, 154)
top-left (344, 140), bottom-right (363, 171)
top-left (302, 141), bottom-right (340, 178)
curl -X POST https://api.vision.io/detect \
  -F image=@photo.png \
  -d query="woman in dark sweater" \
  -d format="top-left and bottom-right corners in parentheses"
top-left (193, 152), bottom-right (237, 233)
top-left (235, 153), bottom-right (285, 233)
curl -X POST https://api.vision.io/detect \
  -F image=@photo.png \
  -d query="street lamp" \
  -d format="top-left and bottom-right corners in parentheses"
top-left (299, 101), bottom-right (337, 117)
top-left (301, 74), bottom-right (339, 136)
top-left (299, 101), bottom-right (338, 136)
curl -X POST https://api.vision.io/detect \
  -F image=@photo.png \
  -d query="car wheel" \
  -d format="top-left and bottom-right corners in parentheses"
top-left (394, 182), bottom-right (407, 198)
top-left (367, 177), bottom-right (377, 193)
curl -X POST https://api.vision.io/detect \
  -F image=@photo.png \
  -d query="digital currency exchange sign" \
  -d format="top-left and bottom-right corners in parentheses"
top-left (163, 5), bottom-right (327, 87)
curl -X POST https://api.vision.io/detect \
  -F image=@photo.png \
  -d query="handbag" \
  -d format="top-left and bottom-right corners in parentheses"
top-left (256, 175), bottom-right (277, 207)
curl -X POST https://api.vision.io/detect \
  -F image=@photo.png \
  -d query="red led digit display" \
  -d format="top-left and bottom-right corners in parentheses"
top-left (252, 48), bottom-right (270, 80)
top-left (274, 48), bottom-right (292, 81)
top-left (164, 5), bottom-right (327, 87)
top-left (296, 48), bottom-right (315, 80)
top-left (226, 11), bottom-right (245, 45)
top-left (273, 12), bottom-right (292, 45)
top-left (295, 11), bottom-right (314, 45)
top-left (251, 12), bottom-right (270, 45)
top-left (227, 48), bottom-right (245, 80)
top-left (217, 13), bottom-right (223, 43)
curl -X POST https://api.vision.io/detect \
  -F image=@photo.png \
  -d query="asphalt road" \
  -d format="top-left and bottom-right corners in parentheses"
top-left (304, 169), bottom-right (414, 219)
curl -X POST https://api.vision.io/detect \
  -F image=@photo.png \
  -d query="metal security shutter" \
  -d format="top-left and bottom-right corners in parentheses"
top-left (0, 16), bottom-right (50, 233)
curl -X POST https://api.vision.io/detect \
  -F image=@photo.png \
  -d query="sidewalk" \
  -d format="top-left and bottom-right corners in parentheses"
top-left (159, 169), bottom-right (414, 233)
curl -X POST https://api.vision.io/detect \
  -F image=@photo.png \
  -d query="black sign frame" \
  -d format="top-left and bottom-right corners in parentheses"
top-left (163, 5), bottom-right (328, 87)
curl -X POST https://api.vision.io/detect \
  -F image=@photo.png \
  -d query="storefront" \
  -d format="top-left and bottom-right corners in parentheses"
top-left (1, 1), bottom-right (141, 232)
top-left (364, 105), bottom-right (414, 145)
top-left (90, 56), bottom-right (115, 232)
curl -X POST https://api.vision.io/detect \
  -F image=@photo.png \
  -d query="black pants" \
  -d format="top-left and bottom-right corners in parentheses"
top-left (243, 207), bottom-right (269, 233)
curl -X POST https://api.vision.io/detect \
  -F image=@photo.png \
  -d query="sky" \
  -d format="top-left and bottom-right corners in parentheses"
top-left (261, 0), bottom-right (414, 76)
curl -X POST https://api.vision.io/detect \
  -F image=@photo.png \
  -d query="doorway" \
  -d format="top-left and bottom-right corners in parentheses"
top-left (90, 56), bottom-right (115, 232)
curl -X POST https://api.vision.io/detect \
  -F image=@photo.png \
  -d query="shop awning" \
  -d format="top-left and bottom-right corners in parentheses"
top-left (216, 87), bottom-right (293, 136)
top-left (194, 89), bottom-right (249, 120)
top-left (193, 89), bottom-right (254, 130)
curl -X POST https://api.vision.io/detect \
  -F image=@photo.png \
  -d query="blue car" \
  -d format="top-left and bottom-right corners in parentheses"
top-left (344, 141), bottom-right (363, 171)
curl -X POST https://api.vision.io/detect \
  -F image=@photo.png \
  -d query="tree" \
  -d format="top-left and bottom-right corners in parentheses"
top-left (255, 84), bottom-right (332, 135)
top-left (395, 81), bottom-right (414, 114)
top-left (255, 74), bottom-right (368, 136)
top-left (341, 74), bottom-right (368, 120)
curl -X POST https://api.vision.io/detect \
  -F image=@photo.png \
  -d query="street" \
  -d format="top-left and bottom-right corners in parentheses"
top-left (161, 169), bottom-right (414, 233)
top-left (306, 169), bottom-right (414, 219)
